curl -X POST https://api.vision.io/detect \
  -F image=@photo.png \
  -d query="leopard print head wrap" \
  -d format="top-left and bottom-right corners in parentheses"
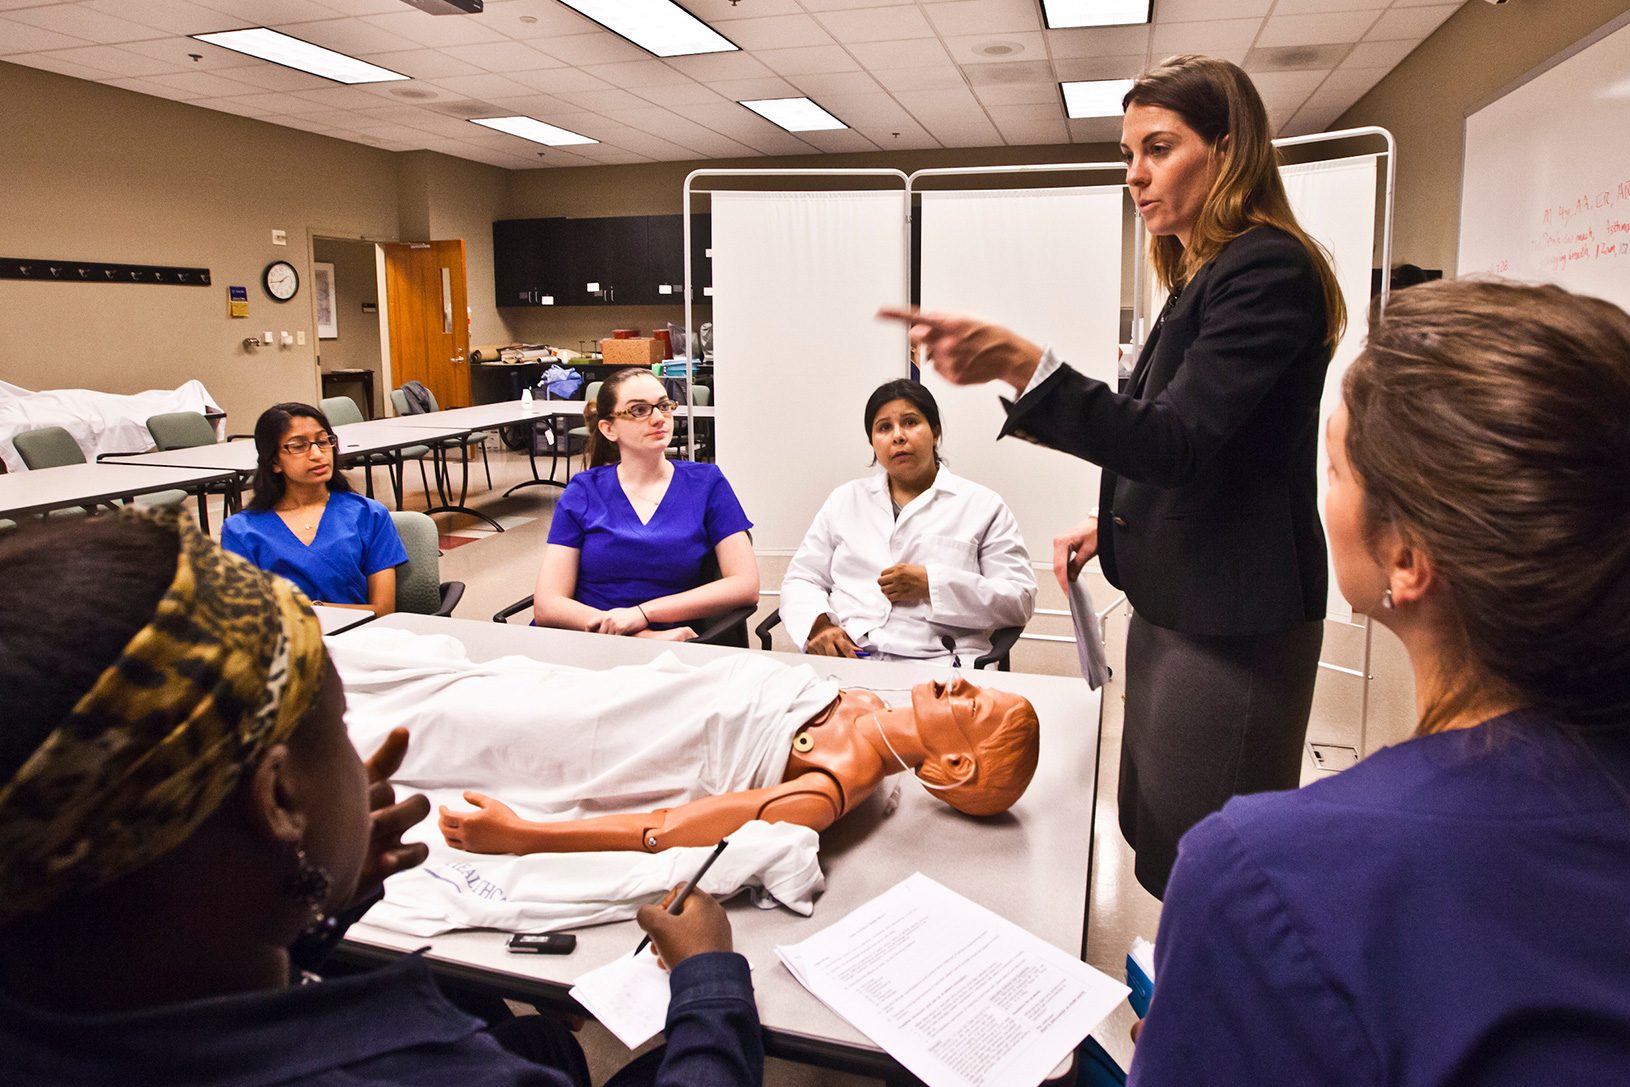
top-left (0, 505), bottom-right (325, 925)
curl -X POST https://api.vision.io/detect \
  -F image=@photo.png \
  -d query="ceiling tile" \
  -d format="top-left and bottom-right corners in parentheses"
top-left (17, 51), bottom-right (130, 82)
top-left (578, 59), bottom-right (692, 87)
top-left (939, 31), bottom-right (1048, 64)
top-left (845, 38), bottom-right (953, 68)
top-left (996, 117), bottom-right (1069, 145)
top-left (924, 0), bottom-right (1042, 36)
top-left (192, 0), bottom-right (340, 22)
top-left (209, 95), bottom-right (282, 117)
top-left (439, 39), bottom-right (564, 71)
top-left (146, 68), bottom-right (266, 95)
top-left (310, 0), bottom-right (407, 13)
top-left (921, 118), bottom-right (1002, 147)
top-left (119, 36), bottom-right (260, 70)
top-left (1271, 0), bottom-right (1387, 13)
top-left (815, 6), bottom-right (936, 45)
top-left (1046, 24), bottom-right (1150, 59)
top-left (531, 31), bottom-right (651, 66)
top-left (794, 128), bottom-right (879, 153)
top-left (229, 89), bottom-right (343, 113)
top-left (0, 16), bottom-right (91, 54)
top-left (1051, 53), bottom-right (1144, 81)
top-left (110, 74), bottom-right (218, 101)
top-left (985, 100), bottom-right (1063, 123)
top-left (278, 16), bottom-right (421, 54)
top-left (506, 66), bottom-right (614, 93)
top-left (788, 69), bottom-right (881, 95)
top-left (82, 0), bottom-right (243, 35)
top-left (1340, 37), bottom-right (1416, 68)
top-left (4, 4), bottom-right (159, 45)
top-left (483, 91), bottom-right (575, 114)
top-left (1316, 64), bottom-right (1388, 95)
top-left (1365, 4), bottom-right (1457, 41)
top-left (1245, 68), bottom-right (1328, 113)
top-left (681, 0), bottom-right (806, 16)
top-left (428, 72), bottom-right (544, 98)
top-left (1388, 0), bottom-right (1458, 7)
top-left (711, 13), bottom-right (835, 50)
top-left (892, 83), bottom-right (984, 118)
top-left (798, 0), bottom-right (894, 10)
top-left (756, 44), bottom-right (863, 76)
top-left (358, 9), bottom-right (508, 48)
top-left (353, 48), bottom-right (485, 79)
top-left (711, 75), bottom-right (802, 98)
top-left (289, 82), bottom-right (398, 107)
top-left (662, 50), bottom-right (775, 81)
top-left (479, 0), bottom-right (597, 38)
top-left (629, 81), bottom-right (730, 107)
top-left (974, 80), bottom-right (1063, 105)
top-left (1256, 11), bottom-right (1381, 48)
top-left (37, 44), bottom-right (182, 77)
top-left (1151, 18), bottom-right (1262, 54)
top-left (873, 66), bottom-right (967, 92)
top-left (552, 86), bottom-right (656, 111)
top-left (1152, 0), bottom-right (1273, 20)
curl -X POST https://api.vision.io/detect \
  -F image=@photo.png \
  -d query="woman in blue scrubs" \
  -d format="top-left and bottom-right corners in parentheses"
top-left (222, 402), bottom-right (407, 616)
top-left (532, 369), bottom-right (758, 640)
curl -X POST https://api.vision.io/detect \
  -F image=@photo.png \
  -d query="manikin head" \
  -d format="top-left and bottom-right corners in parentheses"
top-left (907, 678), bottom-right (1039, 817)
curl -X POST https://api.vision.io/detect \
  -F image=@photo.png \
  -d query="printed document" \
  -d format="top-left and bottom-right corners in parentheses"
top-left (569, 951), bottom-right (672, 1049)
top-left (776, 873), bottom-right (1129, 1087)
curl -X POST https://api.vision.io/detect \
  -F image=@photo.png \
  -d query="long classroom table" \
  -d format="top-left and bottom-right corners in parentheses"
top-left (332, 614), bottom-right (1104, 1085)
top-left (0, 461), bottom-right (237, 531)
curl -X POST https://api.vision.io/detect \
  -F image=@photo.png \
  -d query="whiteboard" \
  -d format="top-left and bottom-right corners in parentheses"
top-left (919, 186), bottom-right (1123, 568)
top-left (1459, 13), bottom-right (1630, 309)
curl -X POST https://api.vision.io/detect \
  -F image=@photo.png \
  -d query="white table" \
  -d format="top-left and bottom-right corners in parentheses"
top-left (0, 461), bottom-right (237, 531)
top-left (312, 604), bottom-right (375, 635)
top-left (334, 614), bottom-right (1104, 1084)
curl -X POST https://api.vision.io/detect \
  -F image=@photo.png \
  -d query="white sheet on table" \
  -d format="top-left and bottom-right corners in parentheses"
top-left (0, 379), bottom-right (220, 473)
top-left (330, 627), bottom-right (841, 935)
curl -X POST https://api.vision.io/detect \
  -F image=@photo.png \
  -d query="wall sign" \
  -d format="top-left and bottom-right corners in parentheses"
top-left (229, 285), bottom-right (249, 317)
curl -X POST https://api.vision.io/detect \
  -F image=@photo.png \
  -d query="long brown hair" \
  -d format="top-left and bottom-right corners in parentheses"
top-left (1125, 55), bottom-right (1346, 348)
top-left (246, 402), bottom-right (355, 511)
top-left (582, 368), bottom-right (656, 469)
top-left (1344, 279), bottom-right (1630, 735)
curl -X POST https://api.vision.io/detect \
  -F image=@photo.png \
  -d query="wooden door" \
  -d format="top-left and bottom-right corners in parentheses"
top-left (383, 239), bottom-right (470, 408)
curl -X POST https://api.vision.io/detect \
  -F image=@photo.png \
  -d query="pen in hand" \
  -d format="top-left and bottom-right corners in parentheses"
top-left (633, 838), bottom-right (730, 958)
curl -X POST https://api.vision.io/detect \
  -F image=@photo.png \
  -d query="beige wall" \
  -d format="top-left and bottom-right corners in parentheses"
top-left (1337, 0), bottom-right (1630, 274)
top-left (0, 60), bottom-right (400, 429)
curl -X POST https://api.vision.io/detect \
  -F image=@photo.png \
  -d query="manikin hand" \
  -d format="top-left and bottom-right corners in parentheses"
top-left (588, 606), bottom-right (648, 636)
top-left (636, 883), bottom-right (734, 972)
top-left (439, 791), bottom-right (525, 854)
top-left (806, 614), bottom-right (860, 658)
top-left (1052, 516), bottom-right (1099, 594)
top-left (877, 307), bottom-right (1044, 393)
top-left (353, 727), bottom-right (431, 906)
top-left (878, 563), bottom-right (930, 603)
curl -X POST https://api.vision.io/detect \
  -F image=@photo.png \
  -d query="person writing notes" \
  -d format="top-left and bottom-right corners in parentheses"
top-left (222, 402), bottom-right (406, 617)
top-left (1130, 280), bottom-right (1630, 1086)
top-left (533, 368), bottom-right (758, 642)
top-left (780, 379), bottom-right (1035, 663)
top-left (881, 55), bottom-right (1342, 898)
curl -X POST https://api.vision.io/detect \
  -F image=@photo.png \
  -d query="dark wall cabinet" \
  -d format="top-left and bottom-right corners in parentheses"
top-left (493, 214), bottom-right (711, 308)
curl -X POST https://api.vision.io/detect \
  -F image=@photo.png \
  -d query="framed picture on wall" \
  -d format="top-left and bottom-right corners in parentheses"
top-left (314, 261), bottom-right (338, 340)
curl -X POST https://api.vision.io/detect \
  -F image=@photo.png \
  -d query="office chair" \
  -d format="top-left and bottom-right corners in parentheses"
top-left (13, 425), bottom-right (189, 517)
top-left (322, 394), bottom-right (426, 506)
top-left (393, 386), bottom-right (491, 490)
top-left (492, 543), bottom-right (755, 647)
top-left (389, 510), bottom-right (465, 617)
top-left (145, 411), bottom-right (245, 514)
top-left (752, 608), bottom-right (1023, 671)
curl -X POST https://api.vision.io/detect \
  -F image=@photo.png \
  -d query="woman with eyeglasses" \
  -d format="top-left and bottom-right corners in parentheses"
top-left (221, 402), bottom-right (407, 617)
top-left (532, 369), bottom-right (758, 641)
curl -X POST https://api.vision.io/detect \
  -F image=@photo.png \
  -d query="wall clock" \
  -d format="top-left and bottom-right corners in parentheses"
top-left (263, 260), bottom-right (299, 302)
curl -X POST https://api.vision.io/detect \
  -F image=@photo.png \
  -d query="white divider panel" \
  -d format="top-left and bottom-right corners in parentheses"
top-left (711, 190), bottom-right (909, 553)
top-left (1281, 154), bottom-right (1379, 622)
top-left (919, 186), bottom-right (1124, 567)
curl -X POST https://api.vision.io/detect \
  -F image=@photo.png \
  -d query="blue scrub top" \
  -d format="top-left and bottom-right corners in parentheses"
top-left (221, 490), bottom-right (408, 606)
top-left (547, 460), bottom-right (751, 616)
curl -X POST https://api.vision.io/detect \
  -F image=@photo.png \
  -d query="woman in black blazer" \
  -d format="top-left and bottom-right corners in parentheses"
top-left (882, 55), bottom-right (1346, 898)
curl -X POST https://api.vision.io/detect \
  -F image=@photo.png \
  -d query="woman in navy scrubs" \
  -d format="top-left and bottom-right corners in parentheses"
top-left (222, 402), bottom-right (406, 617)
top-left (532, 368), bottom-right (758, 640)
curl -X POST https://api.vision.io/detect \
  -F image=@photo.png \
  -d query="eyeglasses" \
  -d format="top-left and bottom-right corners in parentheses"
top-left (611, 399), bottom-right (678, 421)
top-left (281, 435), bottom-right (338, 454)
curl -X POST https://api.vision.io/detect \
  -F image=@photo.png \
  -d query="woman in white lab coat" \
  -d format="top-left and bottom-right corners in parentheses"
top-left (780, 379), bottom-right (1036, 663)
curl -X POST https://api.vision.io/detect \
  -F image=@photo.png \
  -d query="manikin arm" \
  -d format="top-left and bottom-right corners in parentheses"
top-left (438, 771), bottom-right (849, 855)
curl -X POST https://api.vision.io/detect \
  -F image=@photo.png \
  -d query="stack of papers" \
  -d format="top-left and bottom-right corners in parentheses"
top-left (776, 873), bottom-right (1129, 1087)
top-left (570, 951), bottom-right (673, 1049)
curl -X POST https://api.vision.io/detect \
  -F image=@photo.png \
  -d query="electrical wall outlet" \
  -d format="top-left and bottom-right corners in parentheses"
top-left (296, 330), bottom-right (306, 345)
top-left (272, 229), bottom-right (287, 245)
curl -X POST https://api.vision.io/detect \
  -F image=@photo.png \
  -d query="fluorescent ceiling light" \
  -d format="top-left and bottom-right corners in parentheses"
top-left (1041, 0), bottom-right (1151, 29)
top-left (740, 97), bottom-right (846, 132)
top-left (471, 116), bottom-right (598, 146)
top-left (192, 28), bottom-right (408, 84)
top-left (1062, 79), bottom-right (1135, 119)
top-left (556, 0), bottom-right (737, 58)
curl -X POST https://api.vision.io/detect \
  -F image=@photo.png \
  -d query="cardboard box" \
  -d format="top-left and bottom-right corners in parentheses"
top-left (599, 337), bottom-right (663, 368)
